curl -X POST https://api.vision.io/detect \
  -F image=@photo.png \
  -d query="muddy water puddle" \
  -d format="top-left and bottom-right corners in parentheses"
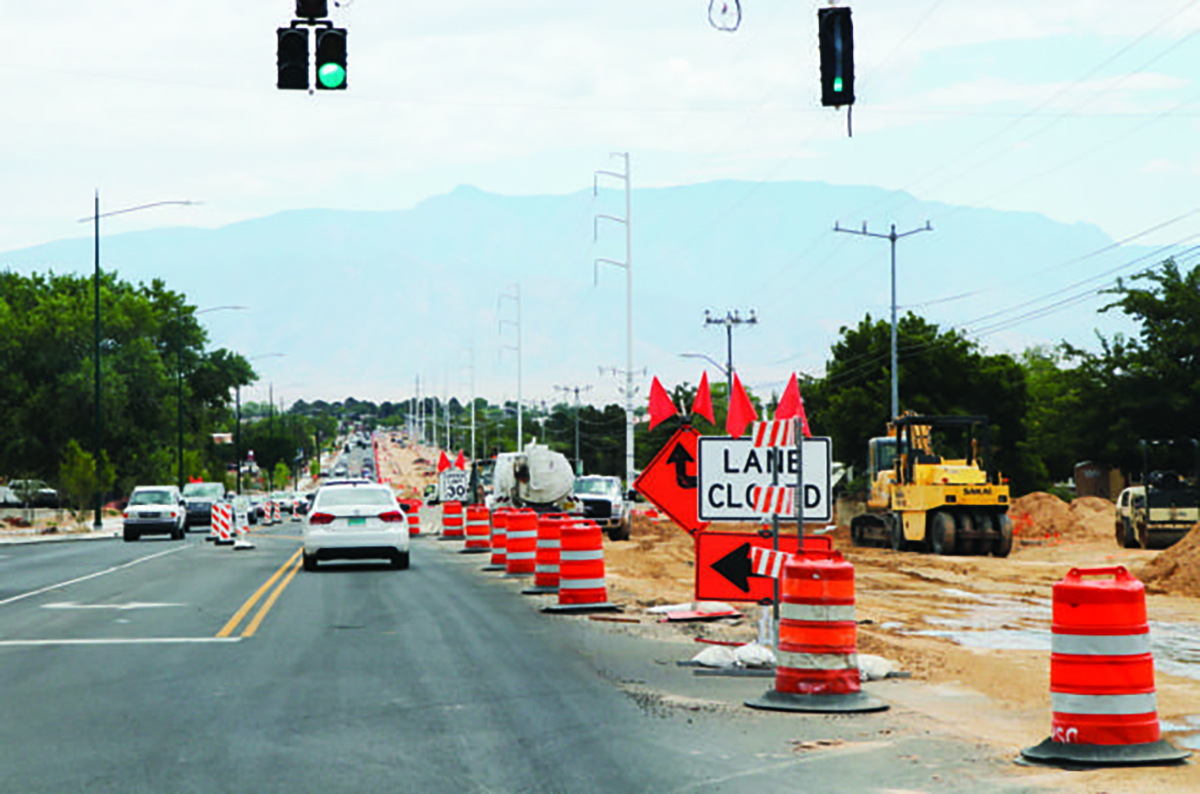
top-left (898, 587), bottom-right (1200, 681)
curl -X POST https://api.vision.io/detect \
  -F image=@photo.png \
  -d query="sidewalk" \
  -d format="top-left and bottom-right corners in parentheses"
top-left (0, 518), bottom-right (121, 546)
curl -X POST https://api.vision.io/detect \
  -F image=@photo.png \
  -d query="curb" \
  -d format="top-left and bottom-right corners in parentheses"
top-left (0, 530), bottom-right (121, 547)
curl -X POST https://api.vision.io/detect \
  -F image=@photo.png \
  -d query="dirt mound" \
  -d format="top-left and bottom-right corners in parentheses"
top-left (1137, 522), bottom-right (1200, 596)
top-left (1068, 496), bottom-right (1116, 541)
top-left (1009, 492), bottom-right (1114, 543)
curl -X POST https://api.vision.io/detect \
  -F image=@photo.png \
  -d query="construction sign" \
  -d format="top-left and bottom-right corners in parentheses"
top-left (634, 425), bottom-right (709, 536)
top-left (695, 531), bottom-right (832, 603)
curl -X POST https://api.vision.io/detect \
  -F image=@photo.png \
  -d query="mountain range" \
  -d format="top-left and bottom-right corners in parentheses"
top-left (0, 180), bottom-right (1156, 406)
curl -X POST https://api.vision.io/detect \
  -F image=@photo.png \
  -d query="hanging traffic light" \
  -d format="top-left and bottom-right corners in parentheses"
top-left (314, 27), bottom-right (348, 90)
top-left (276, 27), bottom-right (310, 91)
top-left (296, 0), bottom-right (328, 19)
top-left (818, 7), bottom-right (855, 107)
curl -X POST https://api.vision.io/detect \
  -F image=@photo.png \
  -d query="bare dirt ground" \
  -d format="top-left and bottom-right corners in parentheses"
top-left (376, 435), bottom-right (1200, 791)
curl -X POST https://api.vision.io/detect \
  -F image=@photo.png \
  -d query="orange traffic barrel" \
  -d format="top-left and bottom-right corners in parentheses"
top-left (523, 514), bottom-right (564, 595)
top-left (484, 508), bottom-right (509, 571)
top-left (405, 502), bottom-right (421, 536)
top-left (505, 509), bottom-right (538, 575)
top-left (461, 506), bottom-right (491, 554)
top-left (1022, 567), bottom-right (1189, 767)
top-left (543, 520), bottom-right (619, 613)
top-left (440, 500), bottom-right (465, 540)
top-left (747, 551), bottom-right (886, 713)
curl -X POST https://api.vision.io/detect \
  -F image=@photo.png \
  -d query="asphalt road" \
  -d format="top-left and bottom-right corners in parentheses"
top-left (0, 527), bottom-right (1042, 793)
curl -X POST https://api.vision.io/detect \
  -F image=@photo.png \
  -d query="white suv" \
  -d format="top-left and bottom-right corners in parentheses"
top-left (303, 482), bottom-right (410, 570)
top-left (123, 486), bottom-right (186, 542)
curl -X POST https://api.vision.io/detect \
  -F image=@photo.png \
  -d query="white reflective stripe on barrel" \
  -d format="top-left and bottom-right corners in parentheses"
top-left (535, 565), bottom-right (559, 573)
top-left (507, 552), bottom-right (536, 561)
top-left (1051, 691), bottom-right (1158, 716)
top-left (1051, 632), bottom-right (1151, 656)
top-left (536, 540), bottom-right (561, 549)
top-left (508, 531), bottom-right (537, 540)
top-left (780, 603), bottom-right (856, 623)
top-left (560, 578), bottom-right (607, 590)
top-left (776, 650), bottom-right (859, 671)
top-left (560, 550), bottom-right (604, 562)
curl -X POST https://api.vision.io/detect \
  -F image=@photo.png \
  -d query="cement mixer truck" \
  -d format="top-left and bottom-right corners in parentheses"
top-left (486, 444), bottom-right (582, 516)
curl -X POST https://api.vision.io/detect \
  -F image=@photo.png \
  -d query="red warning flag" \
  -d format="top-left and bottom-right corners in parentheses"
top-left (454, 450), bottom-right (466, 470)
top-left (648, 376), bottom-right (677, 431)
top-left (437, 451), bottom-right (452, 473)
top-left (692, 372), bottom-right (715, 425)
top-left (775, 373), bottom-right (812, 437)
top-left (725, 373), bottom-right (758, 439)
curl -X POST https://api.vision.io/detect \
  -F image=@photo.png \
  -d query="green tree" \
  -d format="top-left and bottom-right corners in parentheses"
top-left (806, 313), bottom-right (1040, 492)
top-left (58, 439), bottom-right (114, 522)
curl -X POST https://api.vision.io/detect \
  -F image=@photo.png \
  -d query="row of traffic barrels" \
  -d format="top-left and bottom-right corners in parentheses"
top-left (437, 503), bottom-right (611, 609)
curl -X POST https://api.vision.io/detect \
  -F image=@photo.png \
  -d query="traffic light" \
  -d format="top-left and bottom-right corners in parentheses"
top-left (277, 27), bottom-right (309, 90)
top-left (818, 7), bottom-right (855, 107)
top-left (296, 0), bottom-right (328, 18)
top-left (314, 27), bottom-right (348, 90)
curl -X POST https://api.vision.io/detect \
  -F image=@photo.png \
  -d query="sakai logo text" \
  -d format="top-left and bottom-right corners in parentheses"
top-left (963, 487), bottom-right (993, 496)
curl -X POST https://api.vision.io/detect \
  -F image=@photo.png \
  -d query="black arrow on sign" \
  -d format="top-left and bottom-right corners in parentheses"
top-left (712, 541), bottom-right (754, 593)
top-left (666, 442), bottom-right (697, 489)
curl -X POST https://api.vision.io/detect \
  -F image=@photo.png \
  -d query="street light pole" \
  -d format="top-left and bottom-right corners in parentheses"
top-left (499, 285), bottom-right (523, 452)
top-left (81, 196), bottom-right (196, 530)
top-left (555, 384), bottom-right (593, 475)
top-left (834, 220), bottom-right (933, 420)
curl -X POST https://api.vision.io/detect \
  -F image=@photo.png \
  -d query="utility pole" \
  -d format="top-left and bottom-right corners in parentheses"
top-left (269, 383), bottom-right (275, 491)
top-left (834, 220), bottom-right (933, 420)
top-left (499, 284), bottom-right (523, 452)
top-left (555, 384), bottom-right (593, 475)
top-left (462, 347), bottom-right (477, 461)
top-left (594, 152), bottom-right (636, 487)
top-left (704, 309), bottom-right (758, 398)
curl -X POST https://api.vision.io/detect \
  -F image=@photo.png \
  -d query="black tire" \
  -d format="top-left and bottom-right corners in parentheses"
top-left (607, 519), bottom-right (630, 542)
top-left (929, 511), bottom-right (955, 556)
top-left (392, 551), bottom-right (410, 570)
top-left (123, 529), bottom-right (138, 542)
top-left (1121, 518), bottom-right (1138, 549)
top-left (889, 515), bottom-right (905, 552)
top-left (302, 552), bottom-right (317, 572)
top-left (993, 514), bottom-right (1013, 558)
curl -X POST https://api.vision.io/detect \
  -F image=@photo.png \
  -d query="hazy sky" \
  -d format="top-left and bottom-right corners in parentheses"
top-left (3, 0), bottom-right (1200, 405)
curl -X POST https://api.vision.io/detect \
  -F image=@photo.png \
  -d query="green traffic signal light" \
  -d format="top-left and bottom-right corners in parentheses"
top-left (318, 62), bottom-right (346, 89)
top-left (833, 77), bottom-right (843, 93)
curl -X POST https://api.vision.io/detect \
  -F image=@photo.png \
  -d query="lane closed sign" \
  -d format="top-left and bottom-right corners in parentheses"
top-left (696, 437), bottom-right (832, 522)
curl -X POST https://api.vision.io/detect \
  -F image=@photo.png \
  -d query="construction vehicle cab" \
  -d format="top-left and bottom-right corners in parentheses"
top-left (1116, 438), bottom-right (1199, 550)
top-left (852, 414), bottom-right (1012, 557)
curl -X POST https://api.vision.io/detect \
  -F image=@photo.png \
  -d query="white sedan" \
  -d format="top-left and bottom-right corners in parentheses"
top-left (303, 482), bottom-right (410, 571)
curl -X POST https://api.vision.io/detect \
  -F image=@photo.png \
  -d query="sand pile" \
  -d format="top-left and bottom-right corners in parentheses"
top-left (1068, 496), bottom-right (1117, 541)
top-left (1009, 492), bottom-right (1114, 542)
top-left (1137, 522), bottom-right (1200, 596)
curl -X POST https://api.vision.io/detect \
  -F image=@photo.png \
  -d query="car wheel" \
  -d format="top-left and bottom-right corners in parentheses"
top-left (123, 529), bottom-right (139, 542)
top-left (172, 525), bottom-right (184, 541)
top-left (929, 511), bottom-right (955, 556)
top-left (392, 551), bottom-right (410, 570)
top-left (607, 518), bottom-right (630, 542)
top-left (302, 552), bottom-right (317, 572)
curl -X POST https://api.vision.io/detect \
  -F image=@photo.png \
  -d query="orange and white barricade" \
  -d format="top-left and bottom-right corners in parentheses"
top-left (1022, 567), bottom-right (1188, 766)
top-left (233, 504), bottom-right (254, 550)
top-left (483, 508), bottom-right (509, 571)
top-left (461, 506), bottom-right (491, 554)
top-left (440, 501), bottom-right (465, 540)
top-left (404, 500), bottom-right (421, 536)
top-left (523, 514), bottom-right (563, 595)
top-left (212, 503), bottom-right (234, 546)
top-left (543, 520), bottom-right (618, 613)
top-left (746, 551), bottom-right (886, 713)
top-left (504, 509), bottom-right (538, 575)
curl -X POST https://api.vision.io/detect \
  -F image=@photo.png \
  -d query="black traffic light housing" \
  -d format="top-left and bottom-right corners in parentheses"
top-left (276, 27), bottom-right (309, 90)
top-left (296, 0), bottom-right (328, 19)
top-left (818, 7), bottom-right (855, 108)
top-left (314, 27), bottom-right (348, 90)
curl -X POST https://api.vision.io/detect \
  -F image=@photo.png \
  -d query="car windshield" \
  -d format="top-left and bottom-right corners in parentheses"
top-left (575, 479), bottom-right (618, 496)
top-left (130, 490), bottom-right (173, 506)
top-left (316, 488), bottom-right (395, 508)
top-left (183, 484), bottom-right (223, 498)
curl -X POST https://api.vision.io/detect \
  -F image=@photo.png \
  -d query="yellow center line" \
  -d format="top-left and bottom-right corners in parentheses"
top-left (240, 554), bottom-right (303, 638)
top-left (216, 548), bottom-right (302, 638)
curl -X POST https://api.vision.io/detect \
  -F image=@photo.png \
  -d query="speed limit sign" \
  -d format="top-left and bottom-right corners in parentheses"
top-left (438, 470), bottom-right (470, 503)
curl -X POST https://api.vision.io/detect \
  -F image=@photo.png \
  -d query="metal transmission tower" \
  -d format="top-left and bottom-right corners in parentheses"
top-left (498, 284), bottom-right (523, 452)
top-left (594, 152), bottom-right (636, 488)
top-left (834, 220), bottom-right (933, 420)
top-left (703, 309), bottom-right (758, 398)
top-left (554, 384), bottom-right (593, 475)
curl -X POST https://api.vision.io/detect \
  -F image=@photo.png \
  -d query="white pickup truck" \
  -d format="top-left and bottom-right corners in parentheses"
top-left (573, 475), bottom-right (631, 541)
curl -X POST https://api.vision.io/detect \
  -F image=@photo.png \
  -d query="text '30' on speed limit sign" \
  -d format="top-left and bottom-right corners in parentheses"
top-left (696, 437), bottom-right (833, 523)
top-left (438, 470), bottom-right (470, 502)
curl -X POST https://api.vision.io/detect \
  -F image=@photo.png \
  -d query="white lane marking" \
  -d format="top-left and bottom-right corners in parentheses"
top-left (42, 602), bottom-right (187, 611)
top-left (0, 546), bottom-right (189, 607)
top-left (0, 637), bottom-right (241, 647)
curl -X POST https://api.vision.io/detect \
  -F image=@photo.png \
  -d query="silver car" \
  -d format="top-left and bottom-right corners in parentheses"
top-left (303, 482), bottom-right (410, 571)
top-left (123, 486), bottom-right (186, 542)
